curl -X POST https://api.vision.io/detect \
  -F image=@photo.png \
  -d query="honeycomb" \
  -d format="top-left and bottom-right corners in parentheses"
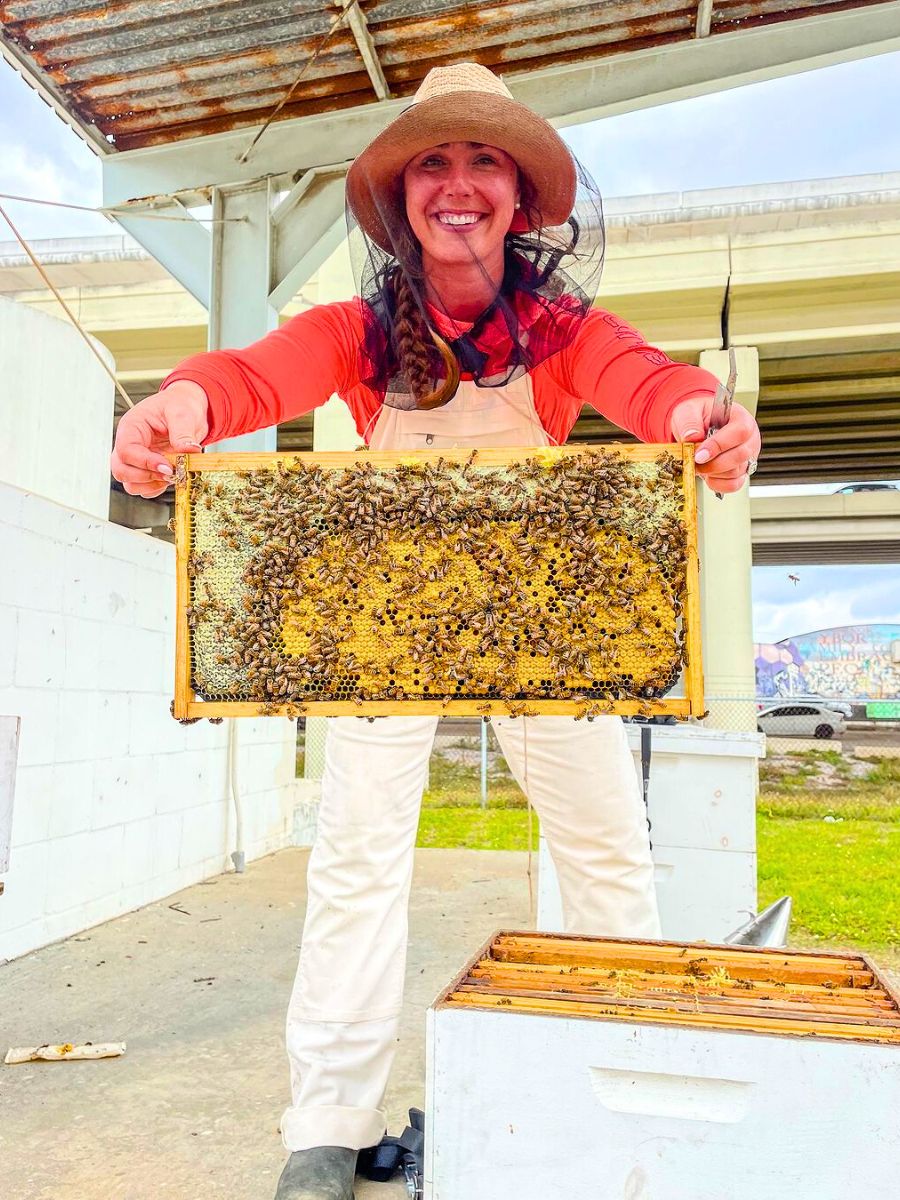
top-left (174, 446), bottom-right (702, 719)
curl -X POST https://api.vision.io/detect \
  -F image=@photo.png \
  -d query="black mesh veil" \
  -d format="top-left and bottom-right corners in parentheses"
top-left (346, 152), bottom-right (605, 410)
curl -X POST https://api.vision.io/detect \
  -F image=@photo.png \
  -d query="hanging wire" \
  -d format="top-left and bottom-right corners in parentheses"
top-left (0, 202), bottom-right (135, 409)
top-left (0, 191), bottom-right (243, 223)
top-left (523, 717), bottom-right (535, 926)
top-left (237, 7), bottom-right (351, 164)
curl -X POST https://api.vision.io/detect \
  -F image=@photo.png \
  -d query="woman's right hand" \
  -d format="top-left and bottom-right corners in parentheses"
top-left (110, 381), bottom-right (209, 498)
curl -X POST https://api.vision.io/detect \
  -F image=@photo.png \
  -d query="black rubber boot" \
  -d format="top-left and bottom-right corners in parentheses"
top-left (274, 1146), bottom-right (358, 1200)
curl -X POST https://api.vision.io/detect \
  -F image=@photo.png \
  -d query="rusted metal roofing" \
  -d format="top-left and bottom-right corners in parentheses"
top-left (0, 0), bottom-right (888, 152)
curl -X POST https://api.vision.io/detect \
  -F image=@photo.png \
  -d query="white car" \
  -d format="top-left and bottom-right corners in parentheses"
top-left (757, 703), bottom-right (847, 740)
top-left (758, 695), bottom-right (853, 720)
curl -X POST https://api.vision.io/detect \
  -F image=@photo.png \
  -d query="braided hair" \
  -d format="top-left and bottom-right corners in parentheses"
top-left (391, 270), bottom-right (459, 409)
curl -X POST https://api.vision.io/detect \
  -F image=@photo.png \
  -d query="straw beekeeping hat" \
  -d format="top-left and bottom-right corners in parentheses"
top-left (347, 62), bottom-right (578, 251)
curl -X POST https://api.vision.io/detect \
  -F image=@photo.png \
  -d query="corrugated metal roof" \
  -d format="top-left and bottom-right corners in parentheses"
top-left (0, 0), bottom-right (883, 151)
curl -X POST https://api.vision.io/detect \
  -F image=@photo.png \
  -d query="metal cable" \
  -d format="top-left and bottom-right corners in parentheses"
top-left (523, 716), bottom-right (535, 926)
top-left (237, 8), bottom-right (351, 164)
top-left (0, 192), bottom-right (241, 223)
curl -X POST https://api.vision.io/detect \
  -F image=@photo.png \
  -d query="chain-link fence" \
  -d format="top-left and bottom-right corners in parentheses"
top-left (296, 716), bottom-right (514, 806)
top-left (295, 695), bottom-right (900, 802)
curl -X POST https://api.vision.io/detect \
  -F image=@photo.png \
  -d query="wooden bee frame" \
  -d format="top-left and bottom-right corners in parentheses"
top-left (173, 444), bottom-right (703, 720)
top-left (437, 931), bottom-right (900, 1044)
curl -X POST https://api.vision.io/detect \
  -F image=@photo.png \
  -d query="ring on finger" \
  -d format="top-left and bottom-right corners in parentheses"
top-left (746, 458), bottom-right (758, 477)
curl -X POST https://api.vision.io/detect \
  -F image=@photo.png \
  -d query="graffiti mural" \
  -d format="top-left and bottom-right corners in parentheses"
top-left (754, 624), bottom-right (900, 699)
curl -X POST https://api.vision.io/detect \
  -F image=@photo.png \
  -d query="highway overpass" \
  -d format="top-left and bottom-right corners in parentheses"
top-left (751, 491), bottom-right (900, 564)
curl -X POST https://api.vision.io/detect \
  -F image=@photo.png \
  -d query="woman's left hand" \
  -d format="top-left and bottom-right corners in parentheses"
top-left (669, 395), bottom-right (761, 494)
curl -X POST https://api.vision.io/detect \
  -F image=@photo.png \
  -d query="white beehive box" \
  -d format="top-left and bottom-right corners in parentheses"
top-left (538, 727), bottom-right (764, 941)
top-left (426, 932), bottom-right (900, 1200)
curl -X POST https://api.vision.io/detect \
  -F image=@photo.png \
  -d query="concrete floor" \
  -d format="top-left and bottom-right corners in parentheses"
top-left (0, 848), bottom-right (532, 1200)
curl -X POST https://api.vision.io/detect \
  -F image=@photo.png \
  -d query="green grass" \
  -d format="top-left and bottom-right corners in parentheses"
top-left (414, 746), bottom-right (900, 957)
top-left (757, 817), bottom-right (900, 947)
top-left (294, 731), bottom-right (898, 954)
top-left (418, 807), bottom-right (536, 850)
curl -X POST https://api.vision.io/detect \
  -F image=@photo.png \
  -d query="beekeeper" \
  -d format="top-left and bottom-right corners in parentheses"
top-left (111, 63), bottom-right (761, 1200)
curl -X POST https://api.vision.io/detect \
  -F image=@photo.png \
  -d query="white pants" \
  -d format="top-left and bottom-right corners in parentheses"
top-left (280, 715), bottom-right (660, 1152)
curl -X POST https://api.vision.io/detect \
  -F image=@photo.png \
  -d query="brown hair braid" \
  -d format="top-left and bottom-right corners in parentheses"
top-left (392, 271), bottom-right (459, 410)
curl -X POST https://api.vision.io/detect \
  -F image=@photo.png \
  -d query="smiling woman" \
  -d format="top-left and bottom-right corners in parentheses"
top-left (403, 142), bottom-right (520, 291)
top-left (109, 61), bottom-right (761, 1200)
top-left (340, 63), bottom-right (611, 419)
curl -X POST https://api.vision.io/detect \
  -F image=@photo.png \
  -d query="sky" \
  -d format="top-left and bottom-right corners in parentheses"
top-left (2, 48), bottom-right (899, 644)
top-left (753, 565), bottom-right (899, 645)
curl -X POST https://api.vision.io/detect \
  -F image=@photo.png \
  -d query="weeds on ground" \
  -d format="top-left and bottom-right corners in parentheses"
top-left (759, 750), bottom-right (900, 821)
top-left (424, 749), bottom-right (523, 809)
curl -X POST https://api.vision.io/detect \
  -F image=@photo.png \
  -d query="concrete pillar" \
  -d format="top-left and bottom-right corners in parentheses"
top-left (306, 240), bottom-right (358, 779)
top-left (696, 346), bottom-right (760, 731)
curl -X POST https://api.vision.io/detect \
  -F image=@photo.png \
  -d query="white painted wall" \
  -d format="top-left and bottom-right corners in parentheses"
top-left (0, 295), bottom-right (114, 520)
top-left (0, 481), bottom-right (312, 963)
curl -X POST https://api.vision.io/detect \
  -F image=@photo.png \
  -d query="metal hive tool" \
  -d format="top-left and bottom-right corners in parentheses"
top-left (172, 445), bottom-right (703, 720)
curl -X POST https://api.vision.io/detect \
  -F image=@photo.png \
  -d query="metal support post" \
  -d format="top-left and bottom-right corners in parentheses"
top-left (480, 720), bottom-right (488, 809)
top-left (697, 346), bottom-right (760, 731)
top-left (207, 180), bottom-right (278, 452)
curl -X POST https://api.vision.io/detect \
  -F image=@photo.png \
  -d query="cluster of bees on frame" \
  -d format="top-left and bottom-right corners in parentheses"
top-left (182, 448), bottom-right (689, 720)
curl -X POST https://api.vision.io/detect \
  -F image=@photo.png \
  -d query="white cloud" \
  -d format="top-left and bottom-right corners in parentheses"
top-left (848, 578), bottom-right (900, 624)
top-left (753, 565), bottom-right (900, 644)
top-left (564, 50), bottom-right (900, 196)
top-left (0, 63), bottom-right (105, 242)
top-left (2, 140), bottom-right (91, 202)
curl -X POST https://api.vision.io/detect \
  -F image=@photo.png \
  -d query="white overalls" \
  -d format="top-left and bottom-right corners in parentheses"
top-left (280, 375), bottom-right (661, 1152)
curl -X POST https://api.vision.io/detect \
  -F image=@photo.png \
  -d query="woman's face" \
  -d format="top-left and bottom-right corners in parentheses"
top-left (403, 141), bottom-right (519, 271)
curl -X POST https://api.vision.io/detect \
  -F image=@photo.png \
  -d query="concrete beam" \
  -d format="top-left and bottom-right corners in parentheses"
top-left (697, 347), bottom-right (760, 730)
top-left (752, 539), bottom-right (900, 565)
top-left (751, 491), bottom-right (900, 552)
top-left (751, 491), bottom-right (900, 562)
top-left (269, 169), bottom-right (348, 313)
top-left (113, 204), bottom-right (211, 309)
top-left (208, 181), bottom-right (276, 353)
top-left (102, 3), bottom-right (900, 204)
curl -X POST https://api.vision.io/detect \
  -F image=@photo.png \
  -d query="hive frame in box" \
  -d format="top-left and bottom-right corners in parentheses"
top-left (426, 931), bottom-right (900, 1198)
top-left (173, 444), bottom-right (703, 720)
top-left (435, 930), bottom-right (900, 1043)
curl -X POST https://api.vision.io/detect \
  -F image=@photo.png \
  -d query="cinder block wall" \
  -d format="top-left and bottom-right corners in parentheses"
top-left (0, 482), bottom-right (307, 962)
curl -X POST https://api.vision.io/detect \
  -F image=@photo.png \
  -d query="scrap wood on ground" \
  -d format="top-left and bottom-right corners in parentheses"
top-left (4, 1041), bottom-right (126, 1064)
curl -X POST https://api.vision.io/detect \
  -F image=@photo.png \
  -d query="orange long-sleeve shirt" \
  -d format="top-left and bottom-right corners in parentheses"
top-left (162, 299), bottom-right (718, 446)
